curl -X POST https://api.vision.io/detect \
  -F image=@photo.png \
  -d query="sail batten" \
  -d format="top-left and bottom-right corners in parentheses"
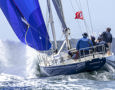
top-left (0, 0), bottom-right (51, 51)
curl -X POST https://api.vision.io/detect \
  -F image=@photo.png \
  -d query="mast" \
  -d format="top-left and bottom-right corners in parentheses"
top-left (52, 0), bottom-right (71, 50)
top-left (47, 0), bottom-right (58, 52)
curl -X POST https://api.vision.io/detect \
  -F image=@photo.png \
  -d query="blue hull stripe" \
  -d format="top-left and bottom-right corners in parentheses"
top-left (40, 58), bottom-right (106, 77)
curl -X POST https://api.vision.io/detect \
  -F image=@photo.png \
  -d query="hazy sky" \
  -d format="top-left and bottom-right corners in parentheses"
top-left (0, 0), bottom-right (115, 42)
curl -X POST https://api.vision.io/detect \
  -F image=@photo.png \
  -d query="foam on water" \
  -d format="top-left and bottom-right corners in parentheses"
top-left (25, 46), bottom-right (40, 78)
top-left (0, 40), bottom-right (38, 78)
top-left (0, 40), bottom-right (26, 77)
top-left (0, 40), bottom-right (115, 89)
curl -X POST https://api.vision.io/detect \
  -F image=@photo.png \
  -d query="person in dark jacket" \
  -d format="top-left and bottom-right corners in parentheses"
top-left (76, 33), bottom-right (93, 56)
top-left (101, 27), bottom-right (112, 43)
top-left (100, 27), bottom-right (112, 55)
top-left (96, 37), bottom-right (108, 52)
top-left (90, 36), bottom-right (96, 46)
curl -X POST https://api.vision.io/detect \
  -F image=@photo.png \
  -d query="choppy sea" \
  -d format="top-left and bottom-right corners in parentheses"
top-left (0, 40), bottom-right (115, 90)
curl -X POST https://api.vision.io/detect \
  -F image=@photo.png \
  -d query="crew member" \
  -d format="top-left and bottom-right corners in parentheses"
top-left (76, 33), bottom-right (93, 56)
top-left (100, 27), bottom-right (112, 55)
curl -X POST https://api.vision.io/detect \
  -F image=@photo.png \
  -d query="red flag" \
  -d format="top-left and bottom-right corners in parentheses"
top-left (75, 11), bottom-right (83, 20)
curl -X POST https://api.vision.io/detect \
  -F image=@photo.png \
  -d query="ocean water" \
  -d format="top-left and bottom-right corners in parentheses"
top-left (0, 40), bottom-right (115, 90)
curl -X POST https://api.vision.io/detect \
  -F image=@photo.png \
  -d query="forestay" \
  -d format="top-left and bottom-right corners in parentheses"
top-left (0, 0), bottom-right (51, 51)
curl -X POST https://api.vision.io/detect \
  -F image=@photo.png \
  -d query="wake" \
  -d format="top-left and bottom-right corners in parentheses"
top-left (0, 40), bottom-right (115, 81)
top-left (0, 40), bottom-right (38, 78)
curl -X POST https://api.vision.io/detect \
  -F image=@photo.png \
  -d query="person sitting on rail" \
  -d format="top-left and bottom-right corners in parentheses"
top-left (76, 33), bottom-right (93, 56)
top-left (96, 37), bottom-right (108, 53)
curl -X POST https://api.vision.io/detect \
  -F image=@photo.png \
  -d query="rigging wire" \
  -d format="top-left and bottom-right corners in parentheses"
top-left (76, 0), bottom-right (90, 34)
top-left (70, 0), bottom-right (76, 12)
top-left (25, 25), bottom-right (29, 45)
top-left (75, 0), bottom-right (81, 10)
top-left (86, 0), bottom-right (94, 35)
top-left (74, 0), bottom-right (86, 34)
top-left (69, 0), bottom-right (83, 35)
top-left (74, 0), bottom-right (84, 34)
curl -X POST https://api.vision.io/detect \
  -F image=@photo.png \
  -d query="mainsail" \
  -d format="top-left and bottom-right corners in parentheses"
top-left (0, 0), bottom-right (51, 51)
top-left (52, 0), bottom-right (67, 29)
top-left (52, 0), bottom-right (70, 49)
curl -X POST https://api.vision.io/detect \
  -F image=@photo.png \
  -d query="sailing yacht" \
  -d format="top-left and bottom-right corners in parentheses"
top-left (0, 0), bottom-right (114, 77)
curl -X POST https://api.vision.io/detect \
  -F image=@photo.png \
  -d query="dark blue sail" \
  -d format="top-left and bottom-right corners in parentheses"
top-left (0, 0), bottom-right (51, 51)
